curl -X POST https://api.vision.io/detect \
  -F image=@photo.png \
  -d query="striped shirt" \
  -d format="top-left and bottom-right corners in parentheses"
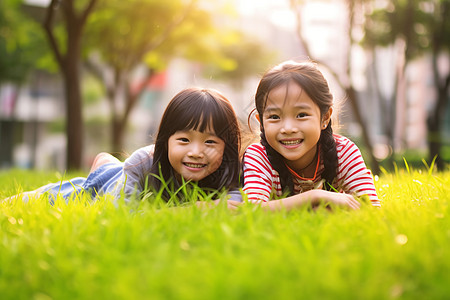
top-left (242, 135), bottom-right (381, 207)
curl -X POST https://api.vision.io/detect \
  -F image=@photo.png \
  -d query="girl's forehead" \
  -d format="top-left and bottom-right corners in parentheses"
top-left (176, 126), bottom-right (217, 136)
top-left (265, 82), bottom-right (310, 108)
top-left (179, 114), bottom-right (215, 131)
top-left (268, 81), bottom-right (302, 96)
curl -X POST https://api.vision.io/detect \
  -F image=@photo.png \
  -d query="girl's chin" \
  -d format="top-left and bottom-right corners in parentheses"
top-left (179, 173), bottom-right (206, 182)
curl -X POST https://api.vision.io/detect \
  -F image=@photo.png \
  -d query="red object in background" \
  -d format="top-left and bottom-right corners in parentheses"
top-left (131, 71), bottom-right (167, 95)
top-left (146, 71), bottom-right (167, 90)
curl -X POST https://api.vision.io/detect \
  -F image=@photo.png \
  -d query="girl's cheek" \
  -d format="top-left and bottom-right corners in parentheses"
top-left (213, 152), bottom-right (224, 168)
top-left (214, 152), bottom-right (223, 165)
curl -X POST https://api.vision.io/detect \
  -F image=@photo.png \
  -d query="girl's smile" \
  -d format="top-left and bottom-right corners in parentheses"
top-left (168, 129), bottom-right (225, 182)
top-left (280, 138), bottom-right (303, 148)
top-left (183, 162), bottom-right (207, 169)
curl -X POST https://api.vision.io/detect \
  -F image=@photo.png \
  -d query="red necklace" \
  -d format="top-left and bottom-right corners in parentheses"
top-left (285, 149), bottom-right (321, 181)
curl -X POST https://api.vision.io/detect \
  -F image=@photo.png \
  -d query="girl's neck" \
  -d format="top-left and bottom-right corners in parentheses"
top-left (285, 145), bottom-right (319, 173)
top-left (285, 145), bottom-right (320, 179)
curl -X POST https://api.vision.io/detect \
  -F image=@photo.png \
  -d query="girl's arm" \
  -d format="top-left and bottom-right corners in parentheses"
top-left (335, 136), bottom-right (381, 207)
top-left (258, 189), bottom-right (360, 211)
top-left (225, 189), bottom-right (360, 211)
top-left (240, 143), bottom-right (360, 212)
top-left (111, 145), bottom-right (154, 201)
top-left (227, 188), bottom-right (243, 202)
top-left (242, 144), bottom-right (276, 202)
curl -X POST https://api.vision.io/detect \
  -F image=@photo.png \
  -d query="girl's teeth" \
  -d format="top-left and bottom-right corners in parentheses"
top-left (185, 163), bottom-right (205, 168)
top-left (282, 140), bottom-right (300, 145)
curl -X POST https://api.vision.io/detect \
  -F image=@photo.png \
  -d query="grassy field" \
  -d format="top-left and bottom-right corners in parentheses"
top-left (1, 166), bottom-right (449, 300)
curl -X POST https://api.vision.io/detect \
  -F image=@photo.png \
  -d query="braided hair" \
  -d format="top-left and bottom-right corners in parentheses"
top-left (255, 61), bottom-right (338, 195)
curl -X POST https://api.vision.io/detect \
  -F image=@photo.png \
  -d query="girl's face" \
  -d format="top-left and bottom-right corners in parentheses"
top-left (167, 128), bottom-right (225, 182)
top-left (260, 81), bottom-right (331, 171)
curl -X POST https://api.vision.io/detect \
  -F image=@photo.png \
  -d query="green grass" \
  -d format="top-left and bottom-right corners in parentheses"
top-left (1, 167), bottom-right (449, 300)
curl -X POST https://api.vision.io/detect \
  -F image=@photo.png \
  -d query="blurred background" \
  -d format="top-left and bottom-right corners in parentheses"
top-left (0, 0), bottom-right (449, 174)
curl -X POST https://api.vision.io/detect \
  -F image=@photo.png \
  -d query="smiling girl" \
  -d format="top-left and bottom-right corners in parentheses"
top-left (242, 61), bottom-right (381, 210)
top-left (10, 88), bottom-right (242, 204)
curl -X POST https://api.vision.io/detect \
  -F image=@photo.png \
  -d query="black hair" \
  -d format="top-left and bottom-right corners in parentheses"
top-left (149, 87), bottom-right (241, 200)
top-left (253, 61), bottom-right (338, 194)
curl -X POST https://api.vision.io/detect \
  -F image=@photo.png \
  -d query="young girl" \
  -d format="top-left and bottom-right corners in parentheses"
top-left (11, 87), bottom-right (242, 204)
top-left (242, 60), bottom-right (381, 210)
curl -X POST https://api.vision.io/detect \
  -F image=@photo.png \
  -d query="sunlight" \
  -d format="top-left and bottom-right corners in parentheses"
top-left (25, 0), bottom-right (50, 6)
top-left (270, 10), bottom-right (297, 30)
top-left (236, 0), bottom-right (296, 30)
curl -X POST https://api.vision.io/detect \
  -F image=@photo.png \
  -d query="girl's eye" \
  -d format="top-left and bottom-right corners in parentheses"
top-left (267, 114), bottom-right (280, 120)
top-left (205, 139), bottom-right (218, 145)
top-left (297, 113), bottom-right (307, 118)
top-left (178, 138), bottom-right (189, 143)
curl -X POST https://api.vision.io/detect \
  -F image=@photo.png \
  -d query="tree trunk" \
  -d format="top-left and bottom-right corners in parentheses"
top-left (110, 70), bottom-right (153, 157)
top-left (111, 117), bottom-right (124, 158)
top-left (64, 33), bottom-right (83, 170)
top-left (42, 0), bottom-right (97, 170)
top-left (369, 50), bottom-right (396, 168)
top-left (346, 86), bottom-right (381, 175)
top-left (63, 65), bottom-right (83, 170)
top-left (428, 0), bottom-right (450, 171)
top-left (427, 84), bottom-right (448, 170)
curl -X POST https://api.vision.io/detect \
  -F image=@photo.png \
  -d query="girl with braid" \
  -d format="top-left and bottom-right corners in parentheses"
top-left (242, 61), bottom-right (381, 210)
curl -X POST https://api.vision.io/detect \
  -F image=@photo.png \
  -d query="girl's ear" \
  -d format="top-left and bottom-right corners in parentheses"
top-left (322, 107), bottom-right (333, 129)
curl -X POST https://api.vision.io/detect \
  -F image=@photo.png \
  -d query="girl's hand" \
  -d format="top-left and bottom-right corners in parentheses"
top-left (262, 189), bottom-right (360, 211)
top-left (224, 200), bottom-right (243, 210)
top-left (312, 190), bottom-right (360, 210)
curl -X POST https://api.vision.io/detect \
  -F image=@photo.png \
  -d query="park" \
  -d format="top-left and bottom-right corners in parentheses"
top-left (1, 0), bottom-right (449, 299)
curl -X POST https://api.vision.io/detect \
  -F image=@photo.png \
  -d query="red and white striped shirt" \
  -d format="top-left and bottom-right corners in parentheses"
top-left (242, 135), bottom-right (381, 207)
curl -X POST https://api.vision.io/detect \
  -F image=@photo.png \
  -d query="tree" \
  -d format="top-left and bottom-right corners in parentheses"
top-left (290, 0), bottom-right (381, 174)
top-left (362, 0), bottom-right (425, 166)
top-left (42, 0), bottom-right (98, 170)
top-left (364, 0), bottom-right (450, 170)
top-left (427, 0), bottom-right (450, 170)
top-left (1, 1), bottom-right (36, 83)
top-left (0, 0), bottom-right (50, 89)
top-left (202, 32), bottom-right (276, 90)
top-left (83, 0), bottom-right (246, 156)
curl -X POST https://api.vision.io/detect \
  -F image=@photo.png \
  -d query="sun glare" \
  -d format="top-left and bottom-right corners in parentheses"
top-left (236, 0), bottom-right (296, 30)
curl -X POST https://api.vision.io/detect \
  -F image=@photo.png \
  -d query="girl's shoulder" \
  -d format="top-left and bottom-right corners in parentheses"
top-left (333, 134), bottom-right (358, 150)
top-left (124, 145), bottom-right (155, 167)
top-left (243, 143), bottom-right (274, 174)
top-left (244, 143), bottom-right (268, 156)
top-left (243, 143), bottom-right (273, 168)
top-left (333, 134), bottom-right (364, 162)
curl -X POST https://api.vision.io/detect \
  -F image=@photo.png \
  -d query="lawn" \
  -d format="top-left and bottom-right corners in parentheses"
top-left (1, 166), bottom-right (449, 300)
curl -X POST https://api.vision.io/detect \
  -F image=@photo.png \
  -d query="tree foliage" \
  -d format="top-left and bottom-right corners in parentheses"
top-left (84, 0), bottom-right (238, 77)
top-left (202, 32), bottom-right (276, 90)
top-left (0, 0), bottom-right (49, 83)
top-left (363, 0), bottom-right (448, 60)
top-left (363, 0), bottom-right (450, 169)
top-left (83, 0), bottom-right (269, 154)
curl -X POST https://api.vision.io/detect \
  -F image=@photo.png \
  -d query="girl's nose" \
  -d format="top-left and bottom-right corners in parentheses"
top-left (280, 119), bottom-right (299, 134)
top-left (187, 143), bottom-right (205, 158)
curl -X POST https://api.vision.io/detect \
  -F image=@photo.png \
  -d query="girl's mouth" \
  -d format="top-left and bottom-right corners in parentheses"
top-left (280, 139), bottom-right (302, 146)
top-left (183, 162), bottom-right (207, 169)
